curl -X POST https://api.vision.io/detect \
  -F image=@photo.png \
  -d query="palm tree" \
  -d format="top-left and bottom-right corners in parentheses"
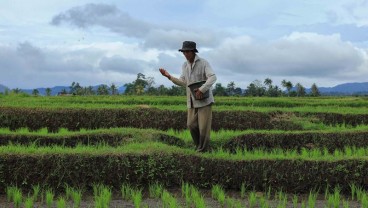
top-left (32, 89), bottom-right (39, 96)
top-left (45, 88), bottom-right (52, 96)
top-left (310, 83), bottom-right (320, 97)
top-left (110, 83), bottom-right (118, 95)
top-left (281, 80), bottom-right (293, 96)
top-left (295, 83), bottom-right (306, 97)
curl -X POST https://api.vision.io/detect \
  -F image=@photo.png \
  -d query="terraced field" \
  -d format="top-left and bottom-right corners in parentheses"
top-left (1, 95), bottom-right (368, 207)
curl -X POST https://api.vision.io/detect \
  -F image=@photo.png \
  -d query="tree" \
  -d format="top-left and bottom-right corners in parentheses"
top-left (84, 86), bottom-right (95, 95)
top-left (168, 85), bottom-right (186, 96)
top-left (295, 83), bottom-right (306, 97)
top-left (264, 78), bottom-right (272, 88)
top-left (124, 83), bottom-right (135, 95)
top-left (267, 85), bottom-right (282, 97)
top-left (157, 85), bottom-right (169, 95)
top-left (97, 84), bottom-right (110, 95)
top-left (45, 88), bottom-right (52, 96)
top-left (244, 80), bottom-right (266, 96)
top-left (124, 73), bottom-right (150, 95)
top-left (32, 89), bottom-right (39, 96)
top-left (110, 83), bottom-right (118, 95)
top-left (281, 79), bottom-right (293, 96)
top-left (226, 81), bottom-right (236, 96)
top-left (69, 82), bottom-right (83, 95)
top-left (12, 88), bottom-right (22, 94)
top-left (213, 83), bottom-right (227, 96)
top-left (310, 83), bottom-right (321, 97)
top-left (234, 87), bottom-right (243, 96)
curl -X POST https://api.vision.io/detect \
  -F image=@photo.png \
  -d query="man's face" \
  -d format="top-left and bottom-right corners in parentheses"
top-left (182, 51), bottom-right (195, 62)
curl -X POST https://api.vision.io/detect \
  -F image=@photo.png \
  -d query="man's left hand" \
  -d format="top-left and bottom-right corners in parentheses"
top-left (194, 89), bottom-right (203, 99)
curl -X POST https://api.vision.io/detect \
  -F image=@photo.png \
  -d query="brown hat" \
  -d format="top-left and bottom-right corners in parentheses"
top-left (178, 41), bottom-right (198, 53)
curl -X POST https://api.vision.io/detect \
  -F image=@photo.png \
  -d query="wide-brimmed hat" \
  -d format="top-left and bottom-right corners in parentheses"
top-left (178, 41), bottom-right (198, 53)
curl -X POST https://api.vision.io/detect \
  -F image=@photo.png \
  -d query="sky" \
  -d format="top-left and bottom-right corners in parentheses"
top-left (1, 0), bottom-right (368, 89)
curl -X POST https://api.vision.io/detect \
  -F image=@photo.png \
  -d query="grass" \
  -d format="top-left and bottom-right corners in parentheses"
top-left (3, 184), bottom-right (367, 207)
top-left (149, 182), bottom-right (163, 199)
top-left (2, 95), bottom-right (368, 114)
top-left (93, 184), bottom-right (112, 208)
top-left (2, 95), bottom-right (368, 207)
top-left (3, 141), bottom-right (368, 161)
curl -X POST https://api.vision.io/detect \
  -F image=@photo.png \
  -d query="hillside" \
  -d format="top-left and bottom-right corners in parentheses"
top-left (317, 82), bottom-right (368, 95)
top-left (0, 84), bottom-right (9, 93)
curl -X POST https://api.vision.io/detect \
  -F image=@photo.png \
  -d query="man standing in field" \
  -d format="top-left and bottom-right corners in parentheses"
top-left (159, 41), bottom-right (217, 152)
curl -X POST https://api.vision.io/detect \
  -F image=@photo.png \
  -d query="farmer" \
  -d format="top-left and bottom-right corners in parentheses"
top-left (159, 41), bottom-right (217, 152)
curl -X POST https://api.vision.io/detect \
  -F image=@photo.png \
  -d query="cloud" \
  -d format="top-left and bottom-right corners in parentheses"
top-left (99, 55), bottom-right (148, 74)
top-left (328, 0), bottom-right (368, 27)
top-left (51, 3), bottom-right (221, 50)
top-left (0, 41), bottom-right (152, 88)
top-left (51, 3), bottom-right (151, 38)
top-left (207, 32), bottom-right (367, 81)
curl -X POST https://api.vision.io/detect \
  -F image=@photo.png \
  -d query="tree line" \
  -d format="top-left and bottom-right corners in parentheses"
top-left (2, 73), bottom-right (321, 97)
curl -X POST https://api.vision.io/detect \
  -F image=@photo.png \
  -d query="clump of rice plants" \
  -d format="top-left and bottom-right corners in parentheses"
top-left (149, 182), bottom-right (163, 199)
top-left (93, 184), bottom-right (112, 208)
top-left (65, 185), bottom-right (83, 208)
top-left (211, 184), bottom-right (225, 206)
top-left (182, 182), bottom-right (205, 208)
top-left (248, 191), bottom-right (258, 208)
top-left (56, 197), bottom-right (66, 208)
top-left (161, 190), bottom-right (179, 208)
top-left (45, 188), bottom-right (54, 208)
top-left (24, 196), bottom-right (34, 208)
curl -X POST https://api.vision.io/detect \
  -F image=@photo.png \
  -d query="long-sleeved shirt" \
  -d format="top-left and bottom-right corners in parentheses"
top-left (169, 55), bottom-right (217, 108)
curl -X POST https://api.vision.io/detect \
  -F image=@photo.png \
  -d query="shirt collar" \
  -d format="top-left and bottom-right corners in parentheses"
top-left (187, 54), bottom-right (200, 64)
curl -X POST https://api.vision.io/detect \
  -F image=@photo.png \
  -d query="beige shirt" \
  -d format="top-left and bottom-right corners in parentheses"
top-left (170, 55), bottom-right (217, 108)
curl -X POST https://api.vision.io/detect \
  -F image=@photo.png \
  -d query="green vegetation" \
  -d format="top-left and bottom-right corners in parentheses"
top-left (1, 95), bottom-right (368, 206)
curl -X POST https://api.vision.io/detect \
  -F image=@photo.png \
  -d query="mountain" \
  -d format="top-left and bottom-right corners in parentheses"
top-left (310, 82), bottom-right (368, 95)
top-left (21, 85), bottom-right (126, 96)
top-left (0, 84), bottom-right (9, 93)
top-left (21, 86), bottom-right (70, 96)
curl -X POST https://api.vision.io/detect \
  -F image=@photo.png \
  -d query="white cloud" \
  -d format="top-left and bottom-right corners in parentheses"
top-left (207, 32), bottom-right (367, 82)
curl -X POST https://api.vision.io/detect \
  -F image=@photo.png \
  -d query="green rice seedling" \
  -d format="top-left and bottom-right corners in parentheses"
top-left (149, 182), bottom-right (163, 199)
top-left (248, 191), bottom-right (257, 208)
top-left (326, 186), bottom-right (341, 208)
top-left (132, 188), bottom-right (143, 208)
top-left (361, 193), bottom-right (368, 208)
top-left (6, 186), bottom-right (17, 202)
top-left (56, 197), bottom-right (66, 208)
top-left (94, 185), bottom-right (112, 208)
top-left (181, 182), bottom-right (191, 206)
top-left (301, 201), bottom-right (306, 208)
top-left (65, 184), bottom-right (72, 200)
top-left (324, 185), bottom-right (330, 200)
top-left (240, 183), bottom-right (246, 199)
top-left (266, 186), bottom-right (272, 200)
top-left (342, 199), bottom-right (349, 208)
top-left (71, 188), bottom-right (83, 208)
top-left (45, 189), bottom-right (54, 208)
top-left (32, 184), bottom-right (40, 201)
top-left (225, 197), bottom-right (241, 208)
top-left (292, 195), bottom-right (298, 208)
top-left (211, 184), bottom-right (225, 206)
top-left (121, 183), bottom-right (133, 201)
top-left (350, 183), bottom-right (364, 201)
top-left (259, 195), bottom-right (269, 208)
top-left (13, 188), bottom-right (23, 208)
top-left (190, 185), bottom-right (206, 208)
top-left (24, 196), bottom-right (34, 208)
top-left (161, 190), bottom-right (180, 208)
top-left (275, 190), bottom-right (287, 208)
top-left (307, 191), bottom-right (317, 208)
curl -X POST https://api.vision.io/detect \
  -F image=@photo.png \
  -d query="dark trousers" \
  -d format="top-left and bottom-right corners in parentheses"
top-left (187, 105), bottom-right (212, 152)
